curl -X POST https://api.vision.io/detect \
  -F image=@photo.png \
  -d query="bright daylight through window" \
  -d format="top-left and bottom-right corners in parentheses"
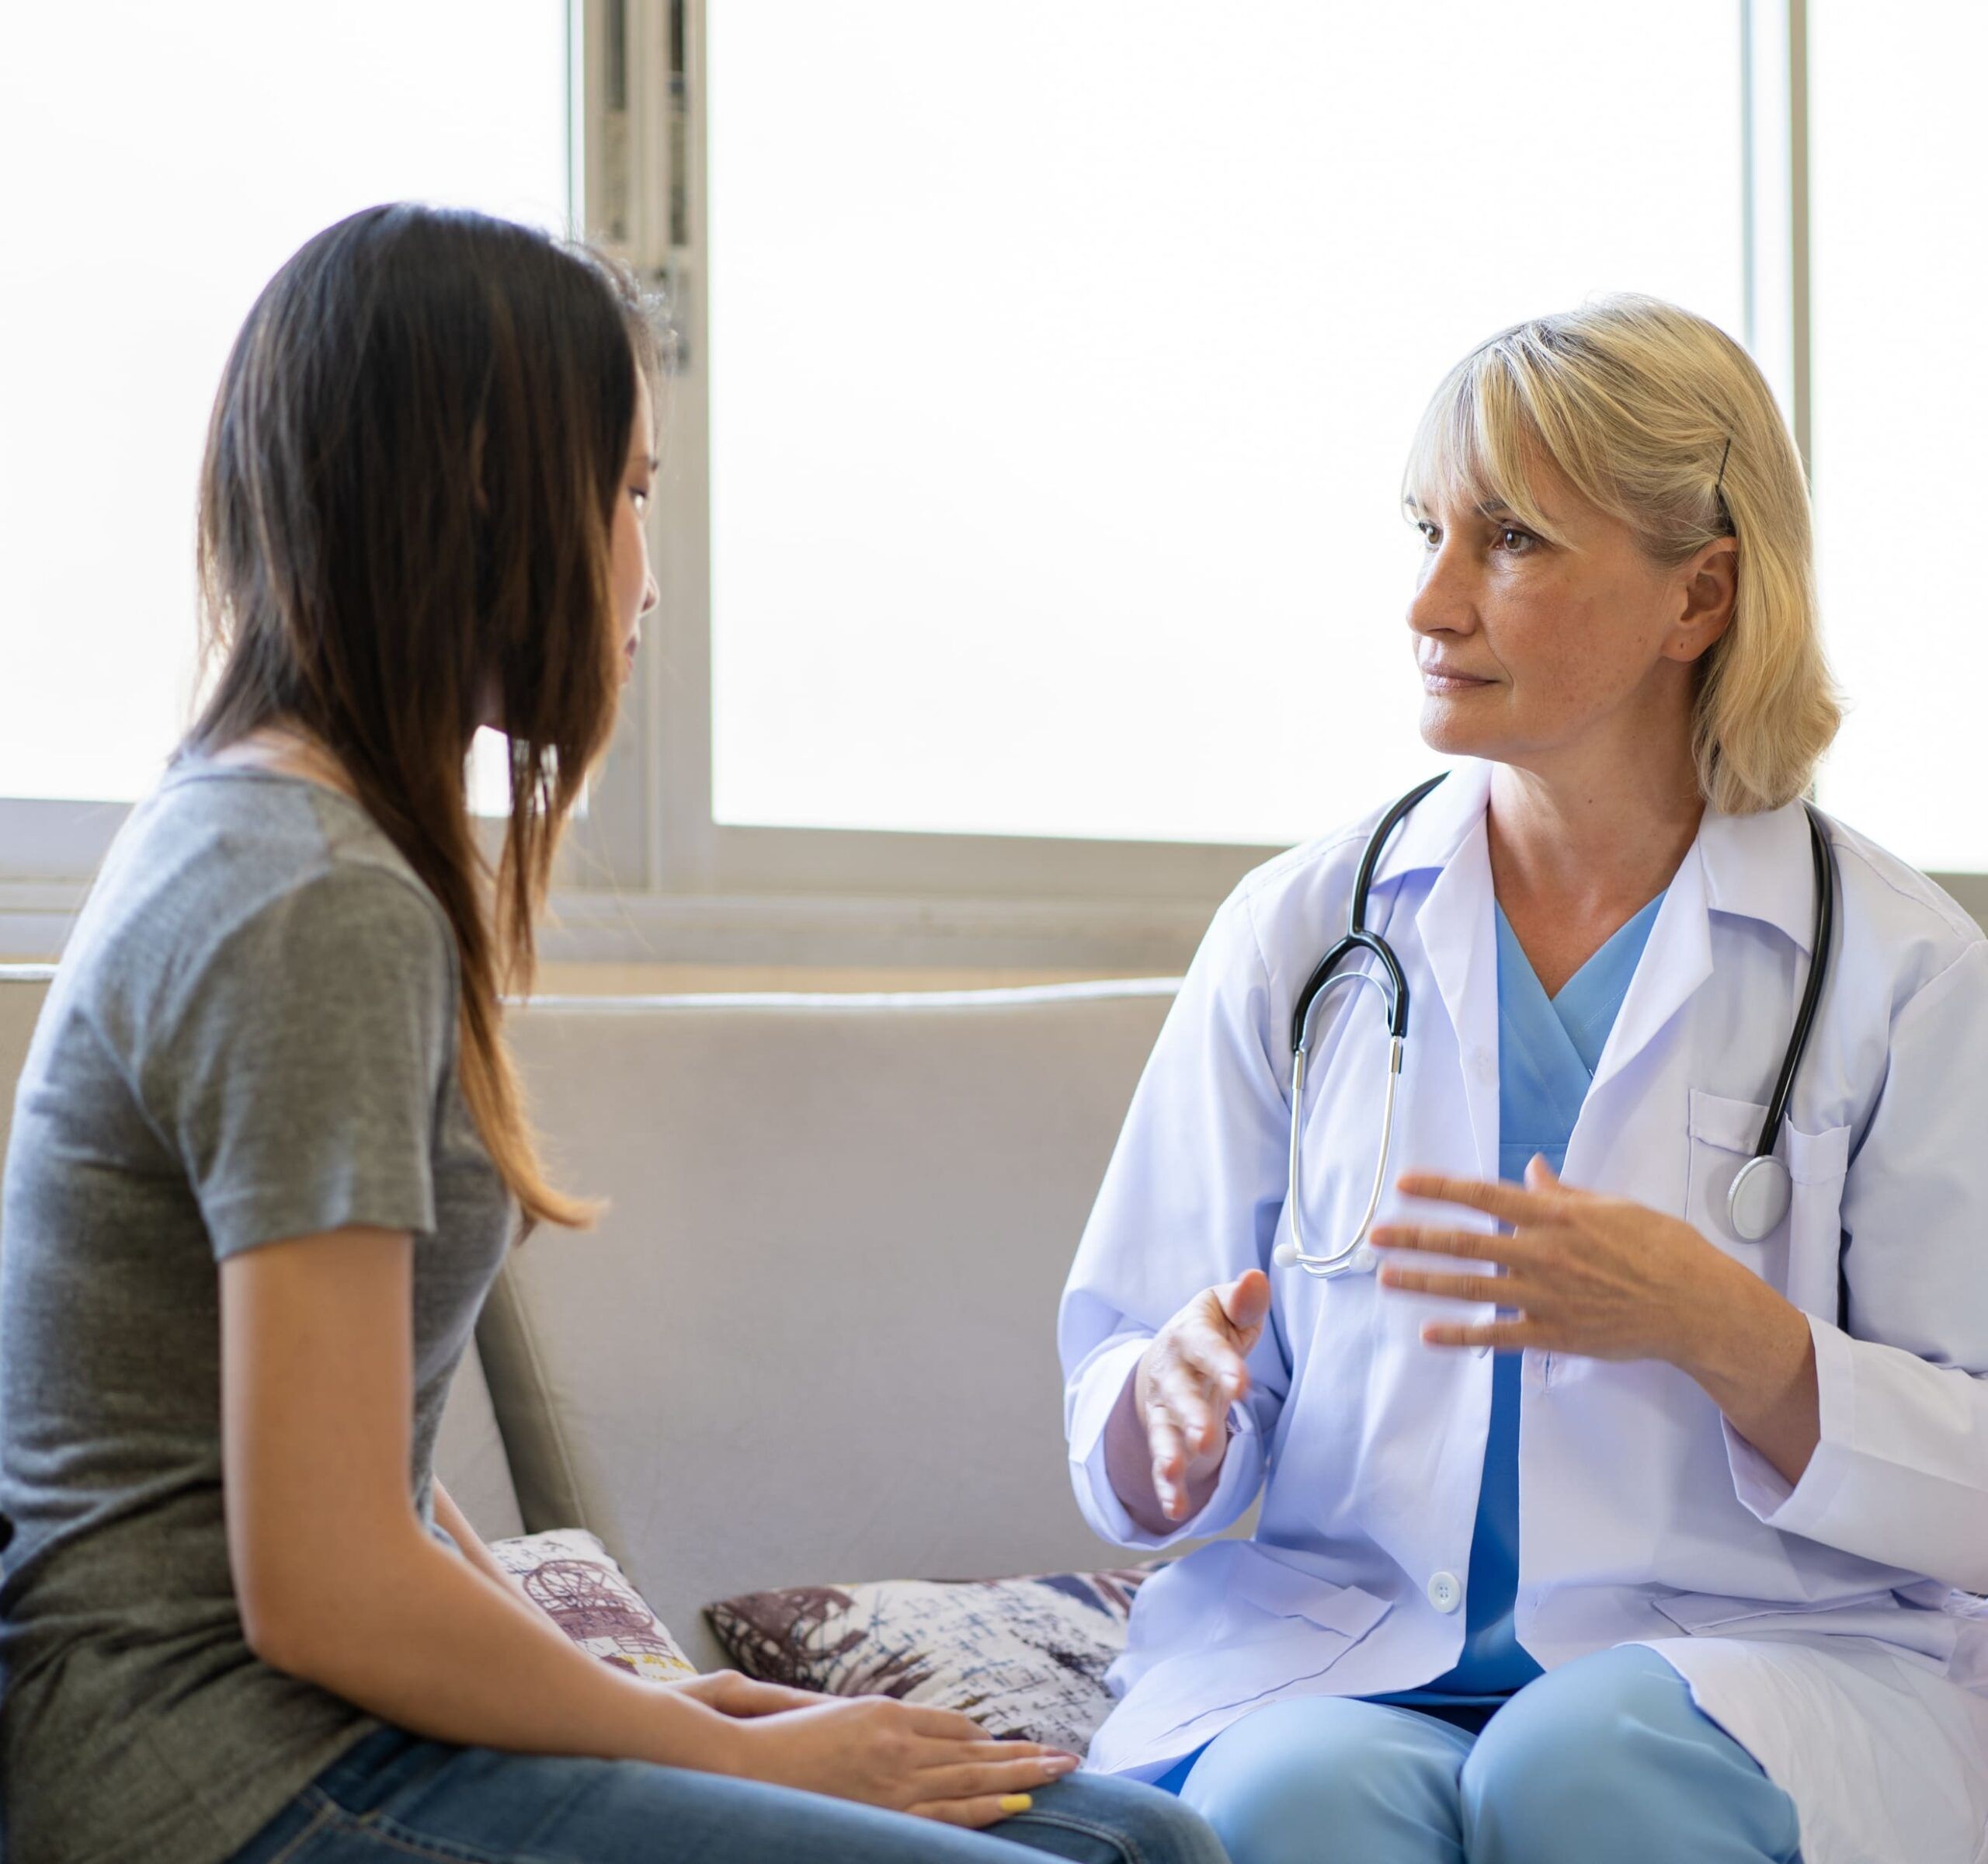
top-left (707, 0), bottom-right (1744, 847)
top-left (1807, 5), bottom-right (1988, 873)
top-left (0, 1), bottom-right (568, 811)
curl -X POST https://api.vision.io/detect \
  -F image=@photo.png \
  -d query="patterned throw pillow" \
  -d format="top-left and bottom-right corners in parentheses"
top-left (492, 1528), bottom-right (697, 1684)
top-left (704, 1568), bottom-right (1152, 1755)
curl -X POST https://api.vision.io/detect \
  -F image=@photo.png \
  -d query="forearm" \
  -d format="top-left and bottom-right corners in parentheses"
top-left (1676, 1260), bottom-right (1820, 1487)
top-left (430, 1477), bottom-right (528, 1602)
top-left (264, 1524), bottom-right (735, 1772)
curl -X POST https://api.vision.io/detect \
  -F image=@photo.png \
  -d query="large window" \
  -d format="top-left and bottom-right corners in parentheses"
top-left (12, 2), bottom-right (1972, 963)
top-left (707, 2), bottom-right (1744, 847)
top-left (0, 0), bottom-right (569, 809)
top-left (1809, 3), bottom-right (1988, 873)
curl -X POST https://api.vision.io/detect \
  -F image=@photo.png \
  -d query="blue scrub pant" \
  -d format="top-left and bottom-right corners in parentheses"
top-left (1154, 1645), bottom-right (1802, 1864)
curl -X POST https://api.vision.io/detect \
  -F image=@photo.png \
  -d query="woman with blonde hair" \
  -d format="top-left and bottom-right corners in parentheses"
top-left (1061, 294), bottom-right (1988, 1862)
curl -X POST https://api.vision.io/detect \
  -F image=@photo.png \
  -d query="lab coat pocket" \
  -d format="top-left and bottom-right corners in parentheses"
top-left (1685, 1090), bottom-right (1851, 1316)
top-left (1651, 1586), bottom-right (1896, 1633)
top-left (1650, 1588), bottom-right (1960, 1666)
top-left (1126, 1552), bottom-right (1392, 1743)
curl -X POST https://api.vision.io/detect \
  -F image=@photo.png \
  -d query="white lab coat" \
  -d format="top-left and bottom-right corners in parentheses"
top-left (1061, 762), bottom-right (1988, 1864)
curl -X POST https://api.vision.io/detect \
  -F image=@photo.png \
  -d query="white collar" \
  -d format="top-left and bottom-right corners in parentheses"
top-left (1368, 757), bottom-right (1821, 955)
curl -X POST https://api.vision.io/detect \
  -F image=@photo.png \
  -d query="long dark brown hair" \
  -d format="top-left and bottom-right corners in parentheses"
top-left (189, 203), bottom-right (656, 1229)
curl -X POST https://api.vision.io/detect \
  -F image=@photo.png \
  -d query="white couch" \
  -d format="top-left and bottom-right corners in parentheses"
top-left (0, 966), bottom-right (1177, 1671)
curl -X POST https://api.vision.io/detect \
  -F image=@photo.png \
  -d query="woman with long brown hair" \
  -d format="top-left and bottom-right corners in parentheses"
top-left (0, 205), bottom-right (1226, 1864)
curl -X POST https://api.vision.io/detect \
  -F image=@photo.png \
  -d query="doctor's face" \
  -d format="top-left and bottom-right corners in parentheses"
top-left (1402, 461), bottom-right (1728, 772)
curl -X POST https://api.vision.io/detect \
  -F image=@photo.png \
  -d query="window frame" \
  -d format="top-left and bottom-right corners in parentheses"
top-left (17, 0), bottom-right (1981, 963)
top-left (574, 0), bottom-right (1842, 940)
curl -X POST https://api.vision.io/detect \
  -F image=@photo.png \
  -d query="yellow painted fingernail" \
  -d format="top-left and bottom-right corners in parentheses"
top-left (999, 1794), bottom-right (1034, 1814)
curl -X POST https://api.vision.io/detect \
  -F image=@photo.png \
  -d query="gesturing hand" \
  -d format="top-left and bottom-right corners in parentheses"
top-left (1368, 1156), bottom-right (1749, 1365)
top-left (1134, 1270), bottom-right (1272, 1521)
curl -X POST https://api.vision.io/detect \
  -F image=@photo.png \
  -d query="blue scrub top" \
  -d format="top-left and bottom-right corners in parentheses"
top-left (1381, 889), bottom-right (1666, 1706)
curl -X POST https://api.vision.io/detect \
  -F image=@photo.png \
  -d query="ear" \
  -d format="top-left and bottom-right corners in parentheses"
top-left (1663, 537), bottom-right (1738, 666)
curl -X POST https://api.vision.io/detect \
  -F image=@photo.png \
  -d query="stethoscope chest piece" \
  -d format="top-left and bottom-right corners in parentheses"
top-left (1726, 1154), bottom-right (1793, 1243)
top-left (1718, 799), bottom-right (1837, 1246)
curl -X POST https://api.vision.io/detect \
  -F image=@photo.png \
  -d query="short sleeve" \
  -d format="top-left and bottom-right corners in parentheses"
top-left (144, 864), bottom-right (457, 1260)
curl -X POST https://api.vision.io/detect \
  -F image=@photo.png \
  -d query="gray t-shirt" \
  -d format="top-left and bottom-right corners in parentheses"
top-left (0, 765), bottom-right (514, 1864)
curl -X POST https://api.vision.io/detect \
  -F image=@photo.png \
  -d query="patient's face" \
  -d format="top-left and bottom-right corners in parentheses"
top-left (1401, 460), bottom-right (1724, 774)
top-left (611, 370), bottom-right (660, 684)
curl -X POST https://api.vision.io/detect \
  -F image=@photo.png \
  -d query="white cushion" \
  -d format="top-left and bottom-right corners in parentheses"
top-left (486, 982), bottom-right (1176, 1671)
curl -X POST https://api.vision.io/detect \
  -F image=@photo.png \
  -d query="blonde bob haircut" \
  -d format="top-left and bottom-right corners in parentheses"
top-left (1404, 294), bottom-right (1840, 816)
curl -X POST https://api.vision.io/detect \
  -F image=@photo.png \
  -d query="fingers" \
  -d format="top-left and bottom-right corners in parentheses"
top-left (1368, 1223), bottom-right (1514, 1262)
top-left (1147, 1324), bottom-right (1244, 1457)
top-left (1524, 1153), bottom-right (1560, 1190)
top-left (1215, 1268), bottom-right (1272, 1339)
top-left (1395, 1170), bottom-right (1555, 1227)
top-left (1143, 1406), bottom-right (1191, 1519)
top-left (1138, 1276), bottom-right (1262, 1521)
top-left (1166, 1338), bottom-right (1243, 1445)
top-left (901, 1705), bottom-right (1002, 1743)
top-left (1144, 1347), bottom-right (1233, 1511)
top-left (915, 1753), bottom-right (1081, 1806)
top-left (1375, 1266), bottom-right (1513, 1306)
top-left (911, 1792), bottom-right (1044, 1829)
top-left (938, 1739), bottom-right (1076, 1765)
top-left (1189, 1285), bottom-right (1256, 1394)
top-left (907, 1751), bottom-right (1081, 1830)
top-left (1419, 1317), bottom-right (1540, 1350)
top-left (725, 1678), bottom-right (823, 1716)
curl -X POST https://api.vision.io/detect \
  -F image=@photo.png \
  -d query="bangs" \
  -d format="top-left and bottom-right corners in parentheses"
top-left (1402, 346), bottom-right (1572, 546)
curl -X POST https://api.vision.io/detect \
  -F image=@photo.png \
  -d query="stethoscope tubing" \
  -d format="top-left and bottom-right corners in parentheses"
top-left (1277, 780), bottom-right (1837, 1278)
top-left (1280, 774), bottom-right (1445, 1275)
top-left (1288, 774), bottom-right (1448, 1055)
top-left (1753, 804), bottom-right (1837, 1159)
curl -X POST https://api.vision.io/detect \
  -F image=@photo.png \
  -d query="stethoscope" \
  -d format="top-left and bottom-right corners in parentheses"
top-left (1271, 773), bottom-right (1837, 1276)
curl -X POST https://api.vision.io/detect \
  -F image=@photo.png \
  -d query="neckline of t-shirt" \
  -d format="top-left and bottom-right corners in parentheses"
top-left (158, 756), bottom-right (371, 817)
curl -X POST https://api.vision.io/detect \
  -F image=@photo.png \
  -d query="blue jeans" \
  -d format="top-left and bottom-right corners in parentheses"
top-left (1155, 1645), bottom-right (1802, 1864)
top-left (227, 1724), bottom-right (1231, 1864)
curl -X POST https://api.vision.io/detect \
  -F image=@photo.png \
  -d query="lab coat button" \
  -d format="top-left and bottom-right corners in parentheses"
top-left (1427, 1570), bottom-right (1462, 1613)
